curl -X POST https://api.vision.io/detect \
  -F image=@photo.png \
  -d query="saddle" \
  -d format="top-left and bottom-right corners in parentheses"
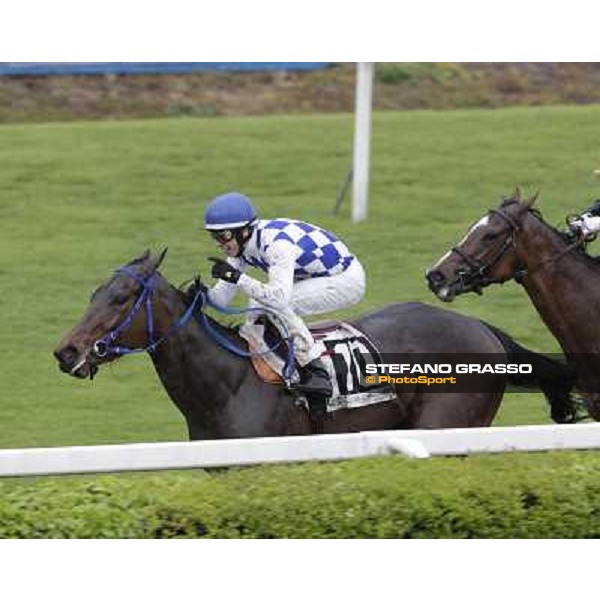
top-left (241, 317), bottom-right (396, 414)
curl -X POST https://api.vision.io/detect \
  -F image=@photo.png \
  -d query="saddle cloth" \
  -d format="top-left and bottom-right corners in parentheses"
top-left (240, 319), bottom-right (396, 413)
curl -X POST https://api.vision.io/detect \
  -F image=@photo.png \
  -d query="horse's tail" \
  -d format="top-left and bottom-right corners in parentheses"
top-left (483, 322), bottom-right (580, 424)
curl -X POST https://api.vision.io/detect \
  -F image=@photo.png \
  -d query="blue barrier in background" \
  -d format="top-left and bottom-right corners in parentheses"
top-left (0, 63), bottom-right (333, 77)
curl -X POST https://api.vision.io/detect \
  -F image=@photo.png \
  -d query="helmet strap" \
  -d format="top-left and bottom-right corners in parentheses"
top-left (234, 225), bottom-right (253, 257)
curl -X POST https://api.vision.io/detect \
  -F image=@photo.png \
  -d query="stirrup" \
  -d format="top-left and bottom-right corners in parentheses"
top-left (291, 378), bottom-right (332, 397)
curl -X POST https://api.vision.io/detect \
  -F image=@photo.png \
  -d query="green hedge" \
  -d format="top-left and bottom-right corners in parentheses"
top-left (1, 452), bottom-right (599, 538)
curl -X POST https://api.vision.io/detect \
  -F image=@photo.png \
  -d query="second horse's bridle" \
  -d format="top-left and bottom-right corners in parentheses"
top-left (449, 206), bottom-right (524, 295)
top-left (448, 204), bottom-right (583, 295)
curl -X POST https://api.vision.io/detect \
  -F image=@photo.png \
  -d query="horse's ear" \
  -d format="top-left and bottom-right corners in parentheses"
top-left (138, 249), bottom-right (151, 262)
top-left (524, 189), bottom-right (540, 209)
top-left (156, 247), bottom-right (168, 269)
top-left (147, 247), bottom-right (168, 273)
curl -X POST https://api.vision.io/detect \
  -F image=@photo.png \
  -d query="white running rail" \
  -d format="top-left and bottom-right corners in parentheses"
top-left (1, 423), bottom-right (599, 477)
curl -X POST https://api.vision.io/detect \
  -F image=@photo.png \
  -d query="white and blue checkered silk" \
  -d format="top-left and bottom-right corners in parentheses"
top-left (241, 219), bottom-right (355, 280)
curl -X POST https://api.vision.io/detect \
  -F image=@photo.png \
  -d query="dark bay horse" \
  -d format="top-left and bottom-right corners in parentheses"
top-left (426, 190), bottom-right (595, 419)
top-left (53, 250), bottom-right (579, 439)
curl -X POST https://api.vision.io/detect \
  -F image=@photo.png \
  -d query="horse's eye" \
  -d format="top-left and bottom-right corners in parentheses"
top-left (482, 232), bottom-right (498, 242)
top-left (112, 293), bottom-right (129, 305)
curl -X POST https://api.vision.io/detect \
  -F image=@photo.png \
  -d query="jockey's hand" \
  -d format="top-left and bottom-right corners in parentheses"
top-left (208, 257), bottom-right (241, 283)
top-left (567, 214), bottom-right (600, 241)
top-left (568, 216), bottom-right (584, 236)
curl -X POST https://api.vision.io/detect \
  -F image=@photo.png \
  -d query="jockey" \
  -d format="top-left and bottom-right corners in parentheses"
top-left (568, 199), bottom-right (600, 238)
top-left (203, 191), bottom-right (366, 407)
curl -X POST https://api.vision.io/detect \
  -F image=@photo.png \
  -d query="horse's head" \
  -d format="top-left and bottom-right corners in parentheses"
top-left (426, 189), bottom-right (538, 301)
top-left (53, 249), bottom-right (171, 379)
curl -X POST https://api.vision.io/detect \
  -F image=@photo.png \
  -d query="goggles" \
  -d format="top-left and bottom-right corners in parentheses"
top-left (209, 229), bottom-right (235, 244)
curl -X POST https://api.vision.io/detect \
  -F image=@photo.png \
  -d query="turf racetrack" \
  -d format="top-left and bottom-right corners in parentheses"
top-left (3, 105), bottom-right (600, 448)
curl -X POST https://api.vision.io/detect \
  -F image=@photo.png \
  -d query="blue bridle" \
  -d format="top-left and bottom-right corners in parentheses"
top-left (92, 266), bottom-right (296, 382)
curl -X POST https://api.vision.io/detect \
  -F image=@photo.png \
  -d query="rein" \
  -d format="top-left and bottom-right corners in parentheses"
top-left (525, 237), bottom-right (582, 278)
top-left (193, 298), bottom-right (296, 382)
top-left (93, 266), bottom-right (296, 382)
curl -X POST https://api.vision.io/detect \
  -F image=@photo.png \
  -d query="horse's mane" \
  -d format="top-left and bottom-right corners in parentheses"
top-left (126, 253), bottom-right (151, 267)
top-left (169, 274), bottom-right (245, 340)
top-left (502, 195), bottom-right (600, 270)
top-left (117, 259), bottom-right (243, 341)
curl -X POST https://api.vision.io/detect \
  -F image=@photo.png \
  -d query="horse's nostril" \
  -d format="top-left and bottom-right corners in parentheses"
top-left (426, 270), bottom-right (446, 285)
top-left (54, 345), bottom-right (78, 366)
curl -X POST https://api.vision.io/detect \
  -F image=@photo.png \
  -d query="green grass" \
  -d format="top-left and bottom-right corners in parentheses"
top-left (2, 106), bottom-right (600, 448)
top-left (2, 450), bottom-right (600, 538)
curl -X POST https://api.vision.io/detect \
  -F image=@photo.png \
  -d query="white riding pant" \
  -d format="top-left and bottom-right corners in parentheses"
top-left (246, 259), bottom-right (366, 366)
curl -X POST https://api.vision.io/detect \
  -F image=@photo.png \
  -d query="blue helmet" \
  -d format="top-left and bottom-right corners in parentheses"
top-left (204, 192), bottom-right (259, 231)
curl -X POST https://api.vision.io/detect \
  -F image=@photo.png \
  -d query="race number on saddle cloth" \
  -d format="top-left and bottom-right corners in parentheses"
top-left (203, 191), bottom-right (367, 403)
top-left (244, 316), bottom-right (394, 414)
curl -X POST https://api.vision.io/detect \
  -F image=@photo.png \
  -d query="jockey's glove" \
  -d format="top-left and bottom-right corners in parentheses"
top-left (209, 257), bottom-right (241, 283)
top-left (569, 213), bottom-right (600, 239)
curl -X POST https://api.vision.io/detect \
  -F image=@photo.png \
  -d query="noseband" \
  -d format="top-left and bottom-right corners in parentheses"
top-left (450, 207), bottom-right (523, 295)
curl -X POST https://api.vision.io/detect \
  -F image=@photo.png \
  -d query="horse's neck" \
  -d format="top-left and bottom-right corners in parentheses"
top-left (517, 215), bottom-right (600, 355)
top-left (148, 280), bottom-right (251, 437)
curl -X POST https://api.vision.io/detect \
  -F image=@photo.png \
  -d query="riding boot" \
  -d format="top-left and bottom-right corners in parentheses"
top-left (293, 358), bottom-right (333, 397)
top-left (306, 394), bottom-right (328, 432)
top-left (292, 358), bottom-right (332, 426)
